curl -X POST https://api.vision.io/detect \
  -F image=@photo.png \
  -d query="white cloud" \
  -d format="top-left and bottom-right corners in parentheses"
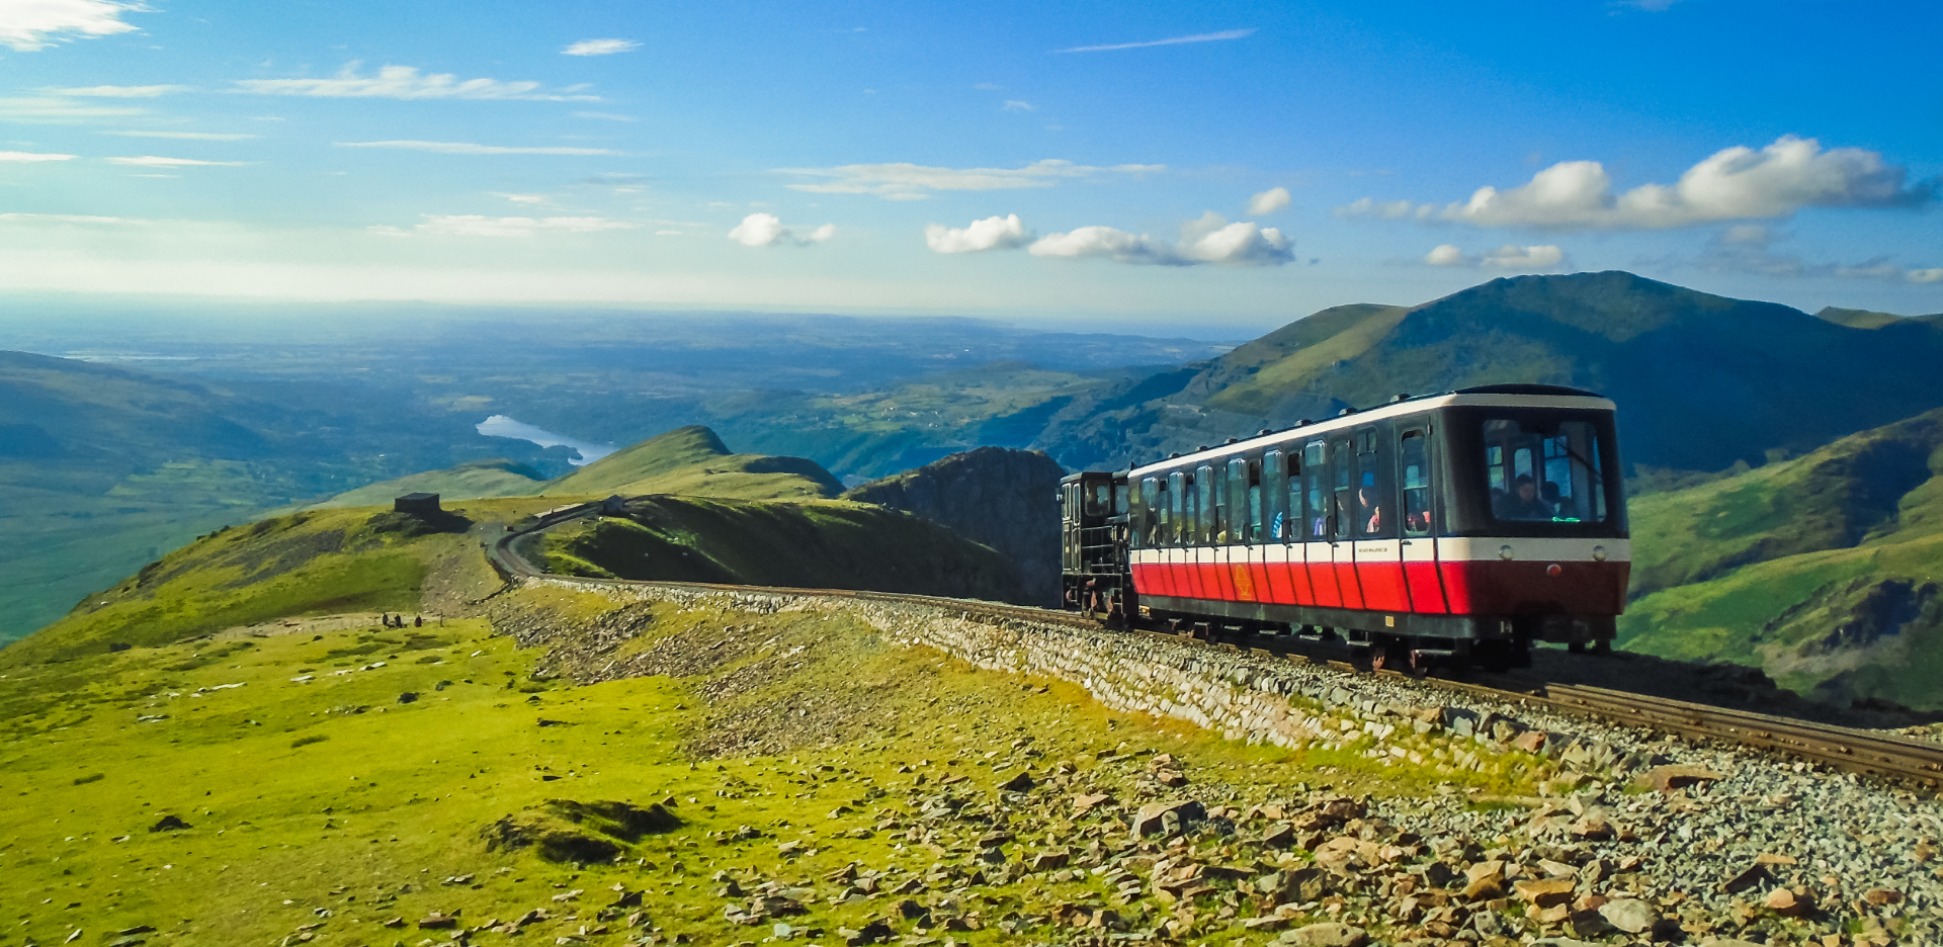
top-left (335, 140), bottom-right (619, 156)
top-left (0, 150), bottom-right (76, 162)
top-left (0, 95), bottom-right (145, 122)
top-left (1334, 196), bottom-right (1417, 220)
top-left (1056, 28), bottom-right (1256, 54)
top-left (779, 159), bottom-right (1163, 201)
top-left (1002, 100), bottom-right (1035, 112)
top-left (377, 215), bottom-right (637, 238)
top-left (1421, 243), bottom-right (1566, 270)
top-left (0, 212), bottom-right (131, 224)
top-left (1030, 212), bottom-right (1292, 267)
top-left (562, 38), bottom-right (640, 56)
top-left (728, 212), bottom-right (834, 248)
top-left (493, 193), bottom-right (549, 206)
top-left (0, 0), bottom-right (143, 51)
top-left (1247, 186), bottom-right (1291, 215)
top-left (1481, 244), bottom-right (1566, 269)
top-left (1344, 136), bottom-right (1935, 230)
top-left (925, 214), bottom-right (1032, 254)
top-left (49, 84), bottom-right (183, 97)
top-left (107, 155), bottom-right (248, 167)
top-left (106, 130), bottom-right (255, 141)
top-left (235, 63), bottom-right (597, 102)
top-left (1694, 226), bottom-right (1940, 285)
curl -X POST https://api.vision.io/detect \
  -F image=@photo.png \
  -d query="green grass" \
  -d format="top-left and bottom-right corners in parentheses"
top-left (0, 577), bottom-right (1547, 946)
top-left (1618, 410), bottom-right (1943, 706)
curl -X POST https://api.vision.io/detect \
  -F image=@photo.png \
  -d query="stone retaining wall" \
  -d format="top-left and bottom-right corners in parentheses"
top-left (525, 578), bottom-right (1635, 786)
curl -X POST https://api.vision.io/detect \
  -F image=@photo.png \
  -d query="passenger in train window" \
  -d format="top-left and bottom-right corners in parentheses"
top-left (1540, 480), bottom-right (1563, 515)
top-left (1496, 474), bottom-right (1554, 520)
top-left (1358, 484), bottom-right (1384, 535)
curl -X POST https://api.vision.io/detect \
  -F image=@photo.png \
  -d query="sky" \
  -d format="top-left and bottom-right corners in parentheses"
top-left (0, 0), bottom-right (1939, 334)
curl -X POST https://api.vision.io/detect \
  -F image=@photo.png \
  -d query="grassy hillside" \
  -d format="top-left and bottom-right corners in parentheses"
top-left (544, 425), bottom-right (843, 500)
top-left (0, 501), bottom-right (525, 667)
top-left (311, 458), bottom-right (549, 508)
top-left (1620, 409), bottom-right (1943, 708)
top-left (538, 496), bottom-right (1026, 602)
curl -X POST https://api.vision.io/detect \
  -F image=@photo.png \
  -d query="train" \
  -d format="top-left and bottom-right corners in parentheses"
top-left (1059, 384), bottom-right (1629, 671)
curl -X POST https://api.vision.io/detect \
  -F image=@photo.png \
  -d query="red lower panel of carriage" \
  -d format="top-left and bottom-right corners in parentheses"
top-left (1135, 557), bottom-right (1626, 618)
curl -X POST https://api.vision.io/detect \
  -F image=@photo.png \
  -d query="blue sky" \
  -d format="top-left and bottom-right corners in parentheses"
top-left (1, 0), bottom-right (1938, 332)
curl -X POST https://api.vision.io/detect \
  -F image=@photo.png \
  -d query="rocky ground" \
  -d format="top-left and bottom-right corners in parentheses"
top-left (486, 582), bottom-right (1943, 946)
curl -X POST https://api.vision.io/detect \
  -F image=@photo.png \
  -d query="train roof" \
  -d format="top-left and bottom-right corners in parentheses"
top-left (1126, 386), bottom-right (1615, 478)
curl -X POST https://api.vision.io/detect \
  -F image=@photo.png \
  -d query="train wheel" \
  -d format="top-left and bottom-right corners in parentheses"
top-left (1592, 638), bottom-right (1611, 655)
top-left (1568, 640), bottom-right (1587, 654)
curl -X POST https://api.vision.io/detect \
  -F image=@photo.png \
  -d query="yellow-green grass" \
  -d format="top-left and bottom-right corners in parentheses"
top-left (0, 587), bottom-right (1545, 947)
top-left (545, 426), bottom-right (840, 501)
top-left (1206, 305), bottom-right (1407, 416)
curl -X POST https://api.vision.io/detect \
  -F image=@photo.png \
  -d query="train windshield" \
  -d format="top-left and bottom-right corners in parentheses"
top-left (1480, 416), bottom-right (1611, 526)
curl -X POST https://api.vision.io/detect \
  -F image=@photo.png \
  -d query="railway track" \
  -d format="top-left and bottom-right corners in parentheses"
top-left (486, 503), bottom-right (1943, 793)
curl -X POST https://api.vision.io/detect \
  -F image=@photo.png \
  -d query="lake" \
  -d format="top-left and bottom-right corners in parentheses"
top-left (476, 415), bottom-right (616, 466)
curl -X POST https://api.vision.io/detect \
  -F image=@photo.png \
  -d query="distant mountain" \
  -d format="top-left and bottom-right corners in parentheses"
top-left (1622, 408), bottom-right (1943, 709)
top-left (1815, 306), bottom-right (1943, 330)
top-left (544, 425), bottom-right (842, 500)
top-left (1024, 272), bottom-right (1943, 476)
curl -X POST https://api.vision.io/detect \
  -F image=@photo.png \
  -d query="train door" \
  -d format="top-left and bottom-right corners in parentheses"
top-left (1353, 426), bottom-right (1410, 612)
top-left (1303, 440), bottom-right (1337, 607)
top-left (1197, 464), bottom-right (1232, 600)
top-left (1228, 456), bottom-right (1261, 602)
top-left (1399, 428), bottom-right (1449, 613)
top-left (1330, 437), bottom-right (1366, 609)
top-left (1262, 449), bottom-right (1295, 605)
top-left (1169, 470), bottom-right (1190, 599)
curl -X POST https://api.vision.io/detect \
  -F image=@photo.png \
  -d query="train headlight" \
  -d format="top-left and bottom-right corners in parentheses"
top-left (1546, 563), bottom-right (1563, 578)
top-left (1592, 545), bottom-right (1608, 562)
top-left (1498, 544), bottom-right (1514, 561)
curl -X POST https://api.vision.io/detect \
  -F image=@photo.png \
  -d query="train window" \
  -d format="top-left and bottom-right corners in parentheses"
top-left (1198, 465), bottom-right (1221, 543)
top-left (1481, 417), bottom-right (1611, 524)
top-left (1304, 441), bottom-right (1327, 539)
top-left (1168, 471), bottom-right (1186, 546)
top-left (1226, 458), bottom-right (1248, 544)
top-left (1331, 439), bottom-right (1353, 540)
top-left (1246, 459), bottom-right (1264, 544)
top-left (1401, 432), bottom-right (1432, 537)
top-left (1086, 481), bottom-right (1110, 517)
top-left (1264, 449), bottom-right (1288, 542)
top-left (1358, 459), bottom-right (1396, 539)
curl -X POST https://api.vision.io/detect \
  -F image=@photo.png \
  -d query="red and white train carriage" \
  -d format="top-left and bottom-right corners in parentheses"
top-left (1067, 385), bottom-right (1630, 670)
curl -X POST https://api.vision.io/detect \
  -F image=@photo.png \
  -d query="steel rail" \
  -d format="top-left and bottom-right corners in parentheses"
top-left (484, 502), bottom-right (1943, 791)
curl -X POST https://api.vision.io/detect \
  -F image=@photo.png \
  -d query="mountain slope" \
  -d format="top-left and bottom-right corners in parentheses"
top-left (544, 425), bottom-right (842, 499)
top-left (1027, 272), bottom-right (1943, 476)
top-left (842, 447), bottom-right (1065, 605)
top-left (1620, 408), bottom-right (1943, 708)
top-left (538, 496), bottom-right (1025, 603)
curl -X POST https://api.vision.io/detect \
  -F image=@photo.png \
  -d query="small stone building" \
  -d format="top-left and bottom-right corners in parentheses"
top-left (394, 492), bottom-right (442, 516)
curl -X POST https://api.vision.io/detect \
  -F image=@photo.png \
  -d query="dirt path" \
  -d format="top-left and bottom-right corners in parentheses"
top-left (211, 611), bottom-right (445, 642)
